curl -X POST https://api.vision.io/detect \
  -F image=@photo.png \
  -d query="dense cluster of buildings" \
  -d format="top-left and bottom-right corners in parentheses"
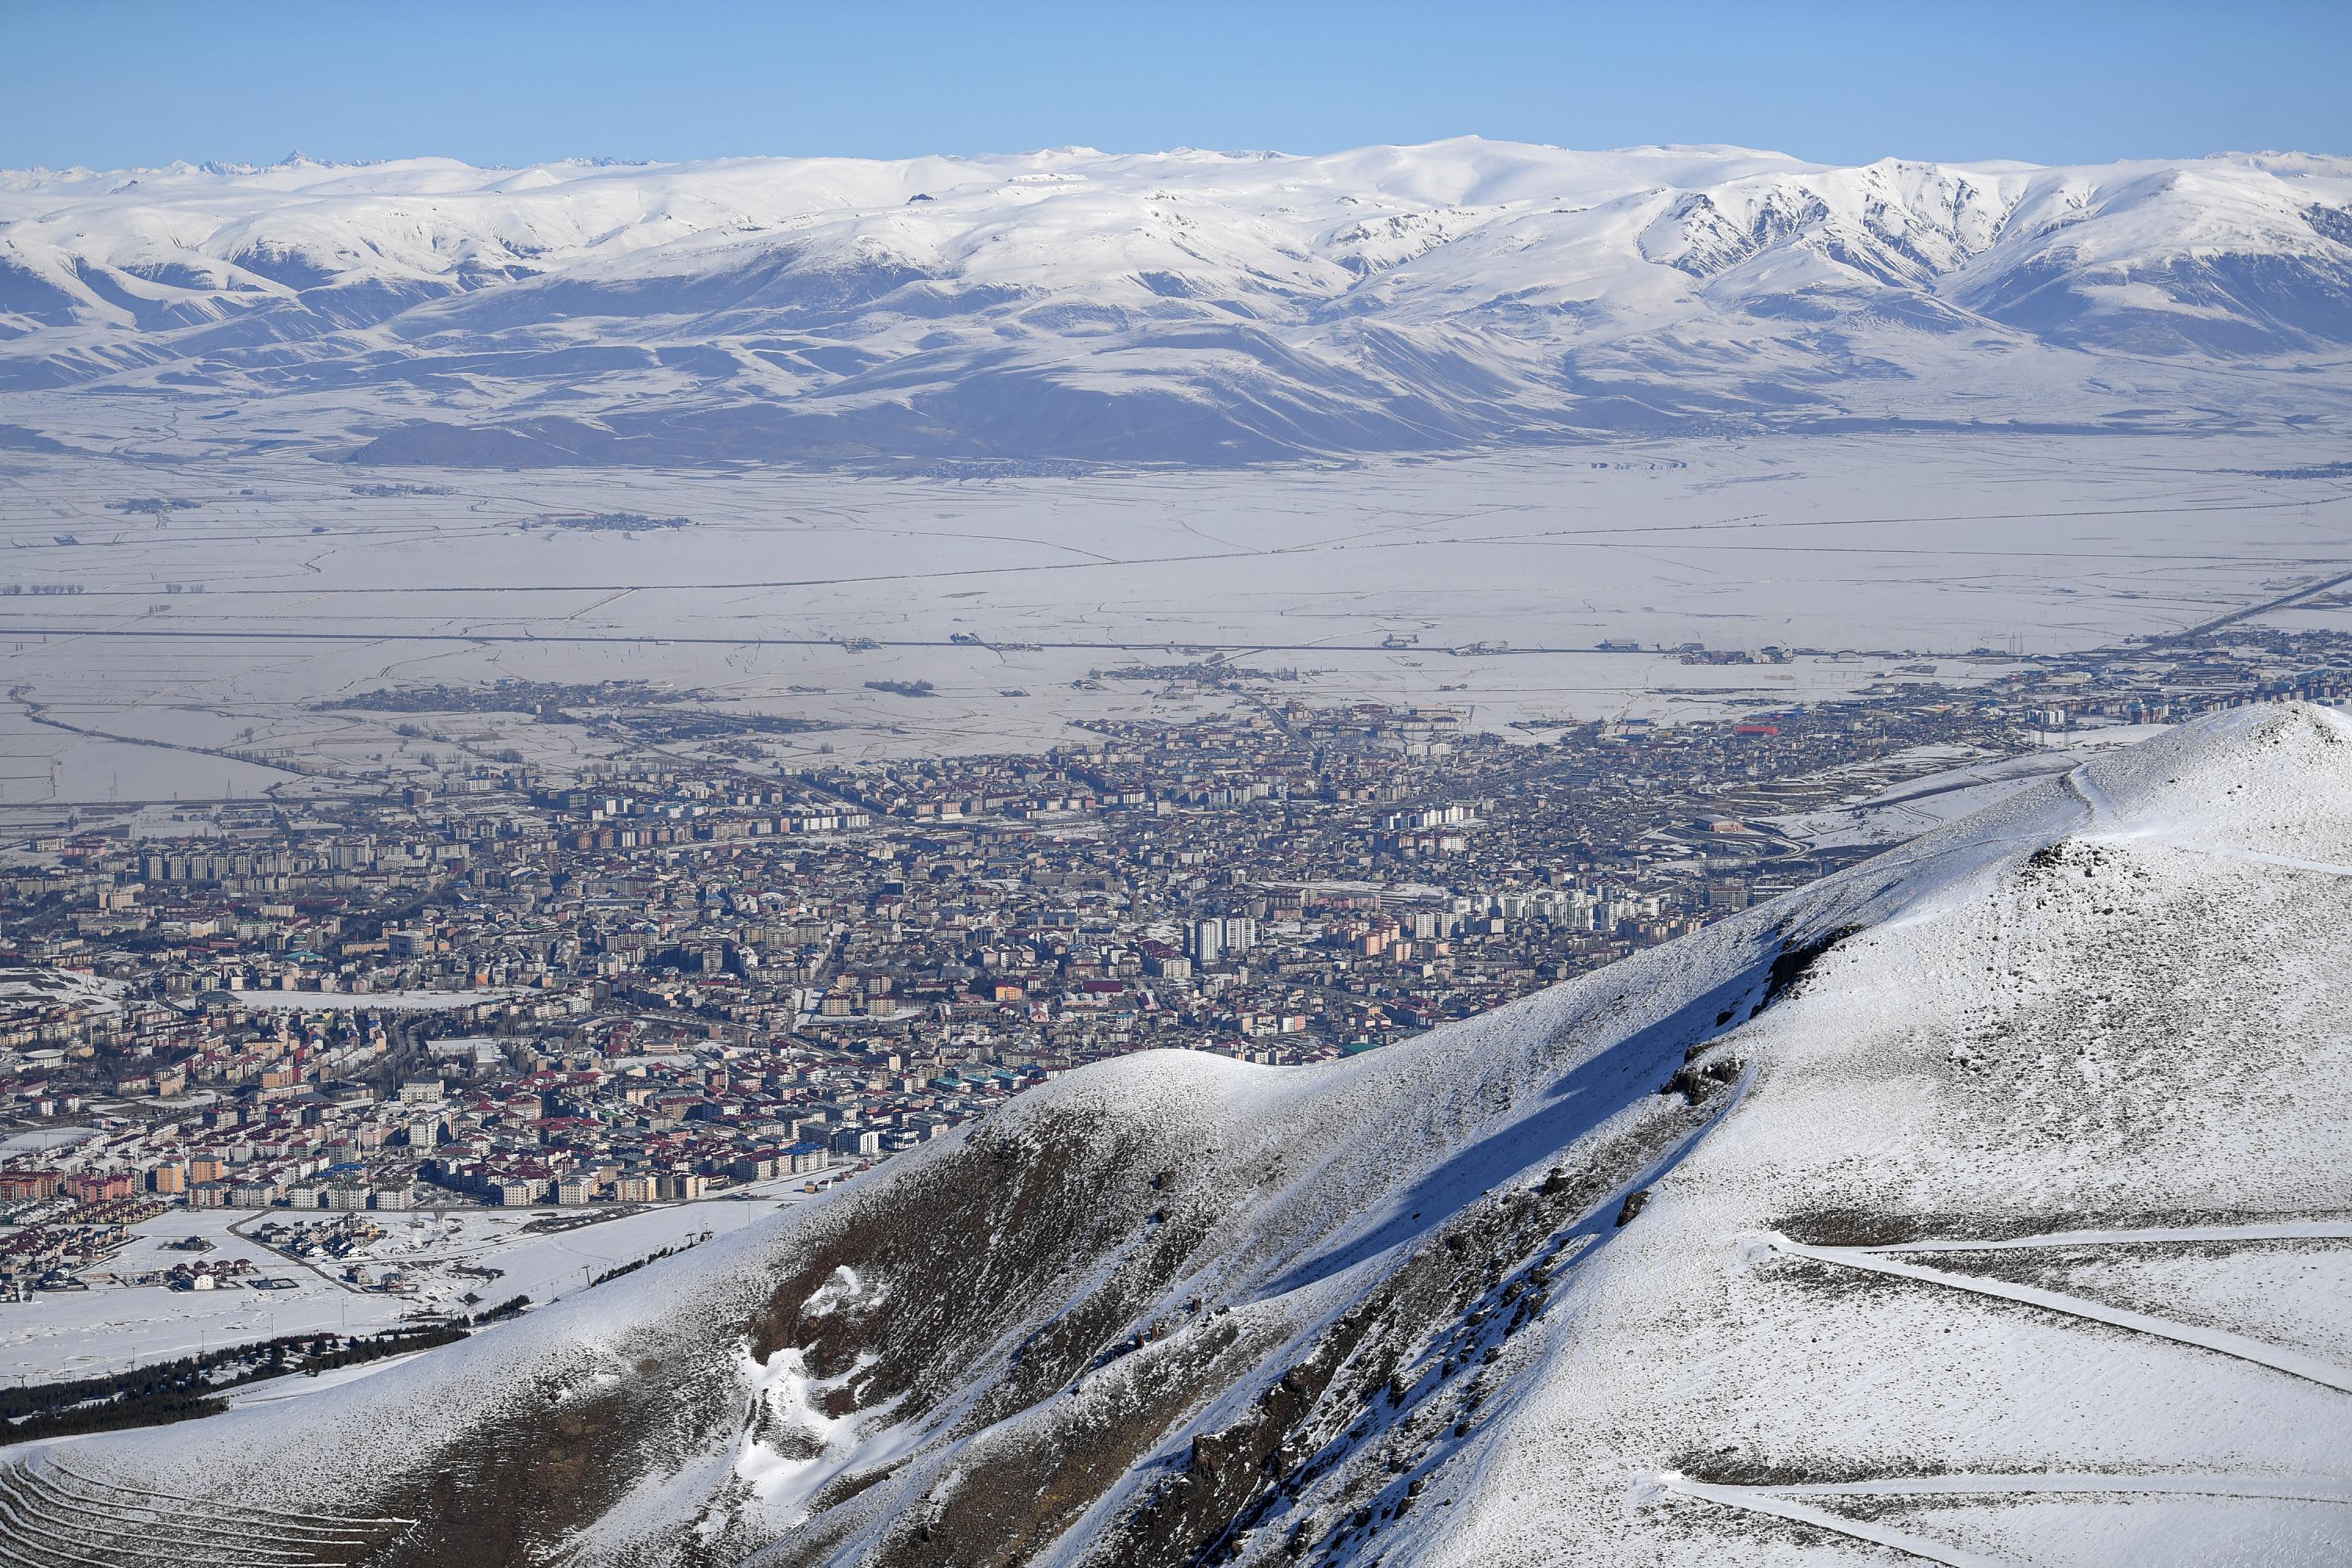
top-left (1, 628), bottom-right (2345, 1233)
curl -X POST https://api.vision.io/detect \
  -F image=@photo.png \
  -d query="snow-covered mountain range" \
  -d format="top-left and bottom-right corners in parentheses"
top-left (5, 141), bottom-right (2352, 464)
top-left (9, 703), bottom-right (2350, 1565)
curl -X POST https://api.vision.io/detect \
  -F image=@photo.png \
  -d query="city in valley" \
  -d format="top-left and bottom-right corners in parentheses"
top-left (2, 43), bottom-right (2350, 1555)
top-left (2, 437), bottom-right (2348, 1434)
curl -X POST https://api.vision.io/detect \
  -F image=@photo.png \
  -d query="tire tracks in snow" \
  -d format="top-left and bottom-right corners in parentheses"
top-left (1642, 1469), bottom-right (2352, 1568)
top-left (1639, 1472), bottom-right (2025, 1567)
top-left (1761, 1233), bottom-right (2352, 1395)
top-left (2064, 762), bottom-right (2352, 876)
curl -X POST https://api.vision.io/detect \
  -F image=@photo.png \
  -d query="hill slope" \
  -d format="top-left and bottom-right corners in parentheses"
top-left (5, 143), bottom-right (2352, 463)
top-left (5, 704), bottom-right (2350, 1566)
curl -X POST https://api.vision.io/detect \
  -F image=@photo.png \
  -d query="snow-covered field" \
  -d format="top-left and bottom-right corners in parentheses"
top-left (0, 1185), bottom-right (826, 1384)
top-left (0, 967), bottom-right (125, 1014)
top-left (9, 704), bottom-right (2347, 1566)
top-left (0, 434), bottom-right (2346, 801)
top-left (1766, 724), bottom-right (2177, 851)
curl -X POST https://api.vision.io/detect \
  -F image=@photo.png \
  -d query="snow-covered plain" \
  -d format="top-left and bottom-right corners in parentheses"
top-left (0, 431), bottom-right (2347, 802)
top-left (6, 703), bottom-right (2347, 1566)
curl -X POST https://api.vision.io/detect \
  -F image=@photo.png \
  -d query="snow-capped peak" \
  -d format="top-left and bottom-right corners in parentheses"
top-left (2, 140), bottom-right (2350, 464)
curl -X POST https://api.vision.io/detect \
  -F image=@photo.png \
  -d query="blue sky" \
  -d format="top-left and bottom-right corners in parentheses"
top-left (7, 1), bottom-right (2348, 170)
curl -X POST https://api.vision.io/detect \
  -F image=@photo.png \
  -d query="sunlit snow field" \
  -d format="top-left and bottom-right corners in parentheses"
top-left (0, 1182), bottom-right (826, 1385)
top-left (1, 432), bottom-right (2347, 808)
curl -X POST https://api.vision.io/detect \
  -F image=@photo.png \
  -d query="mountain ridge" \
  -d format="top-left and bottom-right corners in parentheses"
top-left (5, 140), bottom-right (2352, 465)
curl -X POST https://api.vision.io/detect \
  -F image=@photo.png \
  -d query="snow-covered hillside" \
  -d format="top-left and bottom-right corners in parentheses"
top-left (5, 142), bottom-right (2352, 463)
top-left (7, 702), bottom-right (2350, 1566)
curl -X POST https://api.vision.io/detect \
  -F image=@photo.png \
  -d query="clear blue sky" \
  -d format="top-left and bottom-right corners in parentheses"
top-left (8, 1), bottom-right (2348, 171)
